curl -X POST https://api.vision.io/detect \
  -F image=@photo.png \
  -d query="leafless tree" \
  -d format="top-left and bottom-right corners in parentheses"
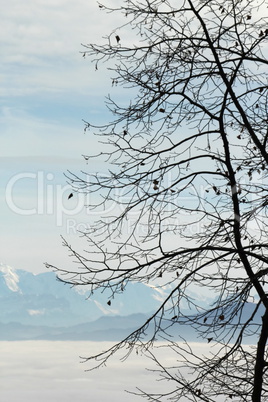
top-left (46, 0), bottom-right (268, 400)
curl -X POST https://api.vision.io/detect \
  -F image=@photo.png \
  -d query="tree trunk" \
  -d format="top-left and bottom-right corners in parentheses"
top-left (253, 308), bottom-right (268, 401)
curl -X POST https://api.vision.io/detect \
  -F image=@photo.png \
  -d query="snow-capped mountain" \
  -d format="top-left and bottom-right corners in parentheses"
top-left (0, 264), bottom-right (262, 342)
top-left (0, 263), bottom-right (170, 340)
top-left (0, 263), bottom-right (20, 293)
top-left (0, 263), bottom-right (162, 327)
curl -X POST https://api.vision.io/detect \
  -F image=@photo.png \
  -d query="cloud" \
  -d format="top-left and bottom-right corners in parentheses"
top-left (0, 340), bottom-right (153, 402)
top-left (0, 340), bottom-right (229, 401)
top-left (0, 0), bottom-right (123, 98)
top-left (27, 309), bottom-right (45, 316)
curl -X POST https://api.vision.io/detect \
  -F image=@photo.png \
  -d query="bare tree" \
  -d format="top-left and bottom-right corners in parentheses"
top-left (46, 0), bottom-right (268, 400)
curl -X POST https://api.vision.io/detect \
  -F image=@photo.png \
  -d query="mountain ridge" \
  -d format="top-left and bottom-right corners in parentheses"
top-left (0, 312), bottom-right (149, 341)
top-left (0, 263), bottom-right (166, 327)
top-left (0, 264), bottom-right (262, 343)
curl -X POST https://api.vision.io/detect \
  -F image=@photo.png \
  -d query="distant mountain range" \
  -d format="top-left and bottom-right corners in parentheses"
top-left (0, 313), bottom-right (149, 341)
top-left (0, 263), bottom-right (171, 340)
top-left (0, 264), bottom-right (263, 342)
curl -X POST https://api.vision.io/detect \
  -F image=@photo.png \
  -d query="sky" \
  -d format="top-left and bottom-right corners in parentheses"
top-left (1, 0), bottom-right (124, 273)
top-left (2, 0), bottom-right (267, 276)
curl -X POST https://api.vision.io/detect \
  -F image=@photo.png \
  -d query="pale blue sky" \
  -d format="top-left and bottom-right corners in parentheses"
top-left (1, 0), bottom-right (121, 272)
top-left (3, 0), bottom-right (267, 274)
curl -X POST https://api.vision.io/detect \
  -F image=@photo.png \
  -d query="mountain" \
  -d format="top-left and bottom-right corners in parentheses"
top-left (0, 263), bottom-right (214, 341)
top-left (0, 313), bottom-right (149, 341)
top-left (0, 264), bottom-right (262, 343)
top-left (0, 263), bottom-right (166, 327)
